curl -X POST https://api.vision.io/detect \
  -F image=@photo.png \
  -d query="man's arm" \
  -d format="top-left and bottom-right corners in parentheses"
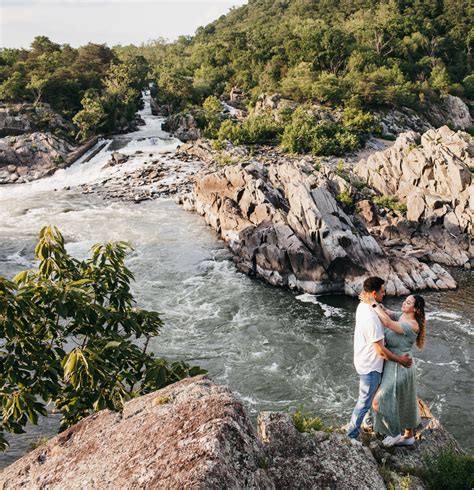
top-left (373, 340), bottom-right (412, 367)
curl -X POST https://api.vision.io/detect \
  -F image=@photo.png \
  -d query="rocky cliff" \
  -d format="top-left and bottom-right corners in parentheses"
top-left (179, 129), bottom-right (468, 295)
top-left (0, 377), bottom-right (463, 489)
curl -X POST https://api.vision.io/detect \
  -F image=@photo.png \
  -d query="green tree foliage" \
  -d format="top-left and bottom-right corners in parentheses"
top-left (0, 226), bottom-right (205, 451)
top-left (0, 37), bottom-right (149, 138)
top-left (120, 0), bottom-right (473, 112)
top-left (202, 95), bottom-right (223, 138)
top-left (217, 113), bottom-right (282, 145)
top-left (72, 90), bottom-right (107, 140)
top-left (280, 106), bottom-right (374, 156)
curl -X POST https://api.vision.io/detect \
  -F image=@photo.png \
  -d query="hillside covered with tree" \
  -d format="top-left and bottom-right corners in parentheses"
top-left (116, 0), bottom-right (473, 112)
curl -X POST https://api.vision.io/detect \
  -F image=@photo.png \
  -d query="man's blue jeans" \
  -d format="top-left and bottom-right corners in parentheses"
top-left (347, 370), bottom-right (381, 439)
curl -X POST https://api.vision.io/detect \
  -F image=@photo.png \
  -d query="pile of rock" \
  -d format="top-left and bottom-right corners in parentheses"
top-left (0, 376), bottom-right (463, 489)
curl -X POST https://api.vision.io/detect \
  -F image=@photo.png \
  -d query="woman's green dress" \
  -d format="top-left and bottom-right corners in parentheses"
top-left (374, 316), bottom-right (421, 436)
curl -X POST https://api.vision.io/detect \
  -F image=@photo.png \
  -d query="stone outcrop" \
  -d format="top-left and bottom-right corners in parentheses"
top-left (0, 132), bottom-right (75, 184)
top-left (181, 148), bottom-right (456, 295)
top-left (1, 377), bottom-right (462, 489)
top-left (0, 103), bottom-right (74, 137)
top-left (427, 95), bottom-right (473, 130)
top-left (163, 112), bottom-right (202, 141)
top-left (355, 126), bottom-right (473, 267)
top-left (257, 411), bottom-right (385, 489)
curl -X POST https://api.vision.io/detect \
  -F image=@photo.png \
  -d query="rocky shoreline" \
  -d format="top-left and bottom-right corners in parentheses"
top-left (176, 127), bottom-right (471, 296)
top-left (0, 376), bottom-right (465, 489)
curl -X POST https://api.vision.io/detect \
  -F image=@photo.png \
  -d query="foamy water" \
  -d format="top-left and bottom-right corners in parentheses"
top-left (0, 96), bottom-right (472, 468)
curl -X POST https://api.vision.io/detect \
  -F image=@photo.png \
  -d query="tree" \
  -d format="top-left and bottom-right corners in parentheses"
top-left (102, 63), bottom-right (142, 130)
top-left (0, 226), bottom-right (205, 451)
top-left (26, 73), bottom-right (49, 105)
top-left (73, 90), bottom-right (107, 140)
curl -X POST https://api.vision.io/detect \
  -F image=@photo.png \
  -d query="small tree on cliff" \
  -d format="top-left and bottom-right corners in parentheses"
top-left (0, 226), bottom-right (205, 450)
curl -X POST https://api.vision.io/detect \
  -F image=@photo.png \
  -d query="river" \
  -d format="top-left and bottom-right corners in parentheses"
top-left (0, 99), bottom-right (472, 468)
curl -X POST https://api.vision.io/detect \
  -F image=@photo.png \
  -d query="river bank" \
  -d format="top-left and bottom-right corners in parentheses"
top-left (0, 96), bottom-right (472, 470)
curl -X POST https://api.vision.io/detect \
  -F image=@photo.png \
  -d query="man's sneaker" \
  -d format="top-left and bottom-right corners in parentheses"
top-left (382, 434), bottom-right (402, 447)
top-left (361, 421), bottom-right (374, 433)
top-left (350, 438), bottom-right (363, 448)
top-left (396, 436), bottom-right (415, 446)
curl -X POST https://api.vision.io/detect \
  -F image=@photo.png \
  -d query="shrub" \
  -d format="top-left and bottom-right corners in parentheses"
top-left (292, 407), bottom-right (324, 433)
top-left (280, 106), bottom-right (374, 156)
top-left (202, 95), bottom-right (223, 138)
top-left (425, 450), bottom-right (474, 490)
top-left (462, 73), bottom-right (474, 100)
top-left (280, 107), bottom-right (317, 153)
top-left (242, 114), bottom-right (282, 144)
top-left (0, 226), bottom-right (205, 450)
top-left (338, 190), bottom-right (354, 208)
top-left (217, 114), bottom-right (282, 145)
top-left (312, 72), bottom-right (347, 105)
top-left (217, 119), bottom-right (247, 145)
top-left (373, 195), bottom-right (407, 213)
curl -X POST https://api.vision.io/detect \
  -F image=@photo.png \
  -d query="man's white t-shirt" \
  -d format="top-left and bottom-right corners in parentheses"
top-left (353, 302), bottom-right (385, 375)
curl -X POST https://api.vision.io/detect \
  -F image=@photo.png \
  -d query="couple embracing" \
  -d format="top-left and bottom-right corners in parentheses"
top-left (347, 276), bottom-right (426, 447)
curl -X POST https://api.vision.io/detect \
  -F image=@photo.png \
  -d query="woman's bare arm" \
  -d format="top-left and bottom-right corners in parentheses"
top-left (372, 304), bottom-right (405, 334)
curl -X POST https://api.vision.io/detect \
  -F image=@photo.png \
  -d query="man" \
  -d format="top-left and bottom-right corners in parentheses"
top-left (347, 276), bottom-right (412, 445)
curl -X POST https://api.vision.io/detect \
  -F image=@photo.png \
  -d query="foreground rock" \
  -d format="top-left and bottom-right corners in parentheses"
top-left (1, 377), bottom-right (462, 489)
top-left (355, 126), bottom-right (473, 268)
top-left (181, 143), bottom-right (456, 295)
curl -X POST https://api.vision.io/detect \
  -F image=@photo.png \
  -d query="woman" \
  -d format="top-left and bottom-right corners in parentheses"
top-left (361, 293), bottom-right (426, 446)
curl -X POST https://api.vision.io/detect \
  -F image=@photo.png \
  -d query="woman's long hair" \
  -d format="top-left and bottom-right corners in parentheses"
top-left (413, 295), bottom-right (426, 349)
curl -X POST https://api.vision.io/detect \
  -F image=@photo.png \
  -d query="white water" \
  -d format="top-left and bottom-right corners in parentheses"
top-left (0, 96), bottom-right (473, 468)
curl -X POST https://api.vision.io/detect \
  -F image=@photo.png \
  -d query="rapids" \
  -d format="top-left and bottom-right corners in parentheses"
top-left (0, 97), bottom-right (472, 468)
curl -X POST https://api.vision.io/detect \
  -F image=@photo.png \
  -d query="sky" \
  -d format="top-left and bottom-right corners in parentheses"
top-left (0, 0), bottom-right (248, 49)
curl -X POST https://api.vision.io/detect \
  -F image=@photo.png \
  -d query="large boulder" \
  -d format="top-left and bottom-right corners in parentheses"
top-left (163, 112), bottom-right (202, 141)
top-left (427, 95), bottom-right (473, 130)
top-left (258, 411), bottom-right (385, 489)
top-left (0, 377), bottom-right (272, 489)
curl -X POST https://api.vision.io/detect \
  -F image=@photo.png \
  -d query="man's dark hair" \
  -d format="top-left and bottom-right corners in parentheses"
top-left (363, 276), bottom-right (385, 292)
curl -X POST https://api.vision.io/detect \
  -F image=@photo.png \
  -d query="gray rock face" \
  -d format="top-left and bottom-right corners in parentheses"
top-left (183, 151), bottom-right (456, 296)
top-left (0, 103), bottom-right (74, 137)
top-left (0, 132), bottom-right (75, 184)
top-left (258, 412), bottom-right (385, 489)
top-left (355, 126), bottom-right (473, 267)
top-left (1, 377), bottom-right (461, 489)
top-left (163, 113), bottom-right (202, 141)
top-left (428, 95), bottom-right (473, 130)
top-left (0, 377), bottom-right (271, 489)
